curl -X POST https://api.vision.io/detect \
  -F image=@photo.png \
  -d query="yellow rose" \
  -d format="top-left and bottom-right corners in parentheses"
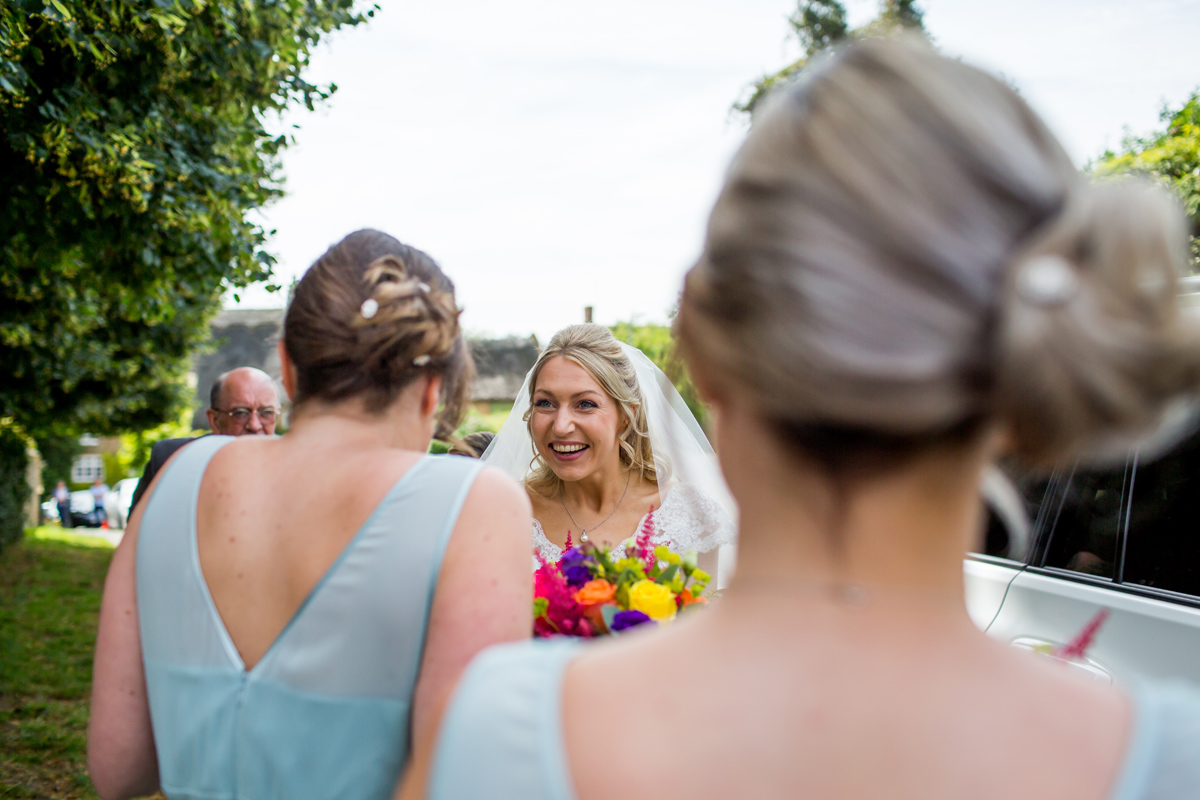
top-left (627, 579), bottom-right (677, 621)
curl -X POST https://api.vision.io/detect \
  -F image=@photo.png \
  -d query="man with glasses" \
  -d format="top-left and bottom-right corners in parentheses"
top-left (129, 368), bottom-right (281, 512)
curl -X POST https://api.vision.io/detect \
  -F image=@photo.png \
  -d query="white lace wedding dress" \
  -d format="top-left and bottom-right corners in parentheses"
top-left (531, 482), bottom-right (735, 565)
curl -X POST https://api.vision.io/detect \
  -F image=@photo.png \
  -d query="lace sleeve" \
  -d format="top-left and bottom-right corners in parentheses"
top-left (530, 518), bottom-right (563, 570)
top-left (653, 483), bottom-right (736, 554)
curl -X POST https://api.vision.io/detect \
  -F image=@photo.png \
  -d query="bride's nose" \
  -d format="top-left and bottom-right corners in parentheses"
top-left (551, 407), bottom-right (575, 436)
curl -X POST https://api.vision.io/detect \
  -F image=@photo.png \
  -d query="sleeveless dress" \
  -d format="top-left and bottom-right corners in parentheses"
top-left (531, 482), bottom-right (735, 567)
top-left (137, 436), bottom-right (483, 800)
top-left (427, 639), bottom-right (1200, 799)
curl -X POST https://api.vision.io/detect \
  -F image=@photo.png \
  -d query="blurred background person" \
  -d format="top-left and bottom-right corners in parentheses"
top-left (405, 38), bottom-right (1200, 799)
top-left (128, 367), bottom-right (280, 513)
top-left (89, 229), bottom-right (532, 800)
top-left (89, 476), bottom-right (110, 527)
top-left (53, 479), bottom-right (72, 528)
top-left (447, 430), bottom-right (495, 458)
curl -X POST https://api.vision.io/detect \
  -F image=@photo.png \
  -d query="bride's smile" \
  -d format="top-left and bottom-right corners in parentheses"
top-left (530, 356), bottom-right (625, 483)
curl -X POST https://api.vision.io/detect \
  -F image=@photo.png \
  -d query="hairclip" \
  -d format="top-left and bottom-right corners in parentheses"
top-left (360, 298), bottom-right (379, 319)
top-left (1015, 255), bottom-right (1078, 307)
top-left (413, 354), bottom-right (432, 367)
top-left (417, 282), bottom-right (431, 293)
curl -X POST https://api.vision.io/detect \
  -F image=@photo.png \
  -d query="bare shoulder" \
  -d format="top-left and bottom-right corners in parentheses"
top-left (464, 465), bottom-right (531, 514)
top-left (451, 465), bottom-right (533, 552)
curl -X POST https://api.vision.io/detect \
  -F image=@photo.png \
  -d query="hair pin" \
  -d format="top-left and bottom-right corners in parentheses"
top-left (1015, 255), bottom-right (1078, 307)
top-left (360, 298), bottom-right (379, 319)
top-left (417, 282), bottom-right (431, 293)
top-left (413, 354), bottom-right (432, 367)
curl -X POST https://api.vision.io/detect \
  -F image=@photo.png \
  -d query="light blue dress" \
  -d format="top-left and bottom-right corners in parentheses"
top-left (137, 436), bottom-right (483, 800)
top-left (428, 640), bottom-right (1200, 799)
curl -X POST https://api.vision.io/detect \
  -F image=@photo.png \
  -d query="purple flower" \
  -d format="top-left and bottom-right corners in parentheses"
top-left (558, 547), bottom-right (593, 587)
top-left (563, 564), bottom-right (592, 587)
top-left (610, 609), bottom-right (655, 632)
top-left (560, 547), bottom-right (586, 567)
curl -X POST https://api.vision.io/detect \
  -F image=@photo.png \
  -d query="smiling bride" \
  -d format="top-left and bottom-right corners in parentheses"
top-left (481, 324), bottom-right (735, 577)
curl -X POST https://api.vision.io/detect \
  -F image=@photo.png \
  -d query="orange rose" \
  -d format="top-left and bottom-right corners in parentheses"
top-left (677, 588), bottom-right (707, 609)
top-left (573, 579), bottom-right (616, 606)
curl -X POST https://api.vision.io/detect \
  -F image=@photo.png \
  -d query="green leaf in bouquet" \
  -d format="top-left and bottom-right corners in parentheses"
top-left (600, 604), bottom-right (618, 634)
top-left (533, 597), bottom-right (549, 619)
top-left (659, 563), bottom-right (679, 585)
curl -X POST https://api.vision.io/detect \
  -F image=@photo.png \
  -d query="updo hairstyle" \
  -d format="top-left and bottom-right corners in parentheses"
top-left (525, 324), bottom-right (658, 497)
top-left (679, 37), bottom-right (1200, 470)
top-left (284, 229), bottom-right (472, 439)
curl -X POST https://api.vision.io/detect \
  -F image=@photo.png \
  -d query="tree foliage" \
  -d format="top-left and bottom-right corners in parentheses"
top-left (0, 0), bottom-right (373, 438)
top-left (609, 321), bottom-right (708, 430)
top-left (733, 0), bottom-right (925, 117)
top-left (1093, 91), bottom-right (1200, 272)
top-left (0, 420), bottom-right (31, 550)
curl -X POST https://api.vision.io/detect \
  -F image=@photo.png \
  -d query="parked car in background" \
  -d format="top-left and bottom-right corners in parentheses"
top-left (966, 418), bottom-right (1200, 687)
top-left (41, 498), bottom-right (60, 523)
top-left (104, 477), bottom-right (140, 530)
top-left (68, 489), bottom-right (105, 528)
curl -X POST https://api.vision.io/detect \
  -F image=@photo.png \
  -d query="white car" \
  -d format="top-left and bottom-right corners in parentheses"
top-left (966, 282), bottom-right (1200, 685)
top-left (966, 420), bottom-right (1200, 685)
top-left (104, 477), bottom-right (140, 530)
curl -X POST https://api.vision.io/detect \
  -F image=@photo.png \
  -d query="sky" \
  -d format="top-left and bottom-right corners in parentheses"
top-left (232, 0), bottom-right (1200, 346)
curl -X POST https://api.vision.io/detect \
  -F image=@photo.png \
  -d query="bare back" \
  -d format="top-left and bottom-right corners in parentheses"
top-left (564, 601), bottom-right (1131, 800)
top-left (193, 436), bottom-right (427, 668)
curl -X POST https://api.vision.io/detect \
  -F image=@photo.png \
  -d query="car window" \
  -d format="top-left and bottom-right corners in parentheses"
top-left (1121, 427), bottom-right (1200, 597)
top-left (1040, 461), bottom-right (1130, 579)
top-left (978, 460), bottom-right (1050, 560)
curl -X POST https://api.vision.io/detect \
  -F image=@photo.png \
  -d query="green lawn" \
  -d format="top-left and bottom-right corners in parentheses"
top-left (1, 527), bottom-right (114, 799)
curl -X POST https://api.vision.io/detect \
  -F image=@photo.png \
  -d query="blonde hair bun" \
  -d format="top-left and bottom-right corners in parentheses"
top-left (681, 37), bottom-right (1200, 469)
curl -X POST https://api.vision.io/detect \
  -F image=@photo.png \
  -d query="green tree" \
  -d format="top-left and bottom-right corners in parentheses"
top-left (609, 321), bottom-right (709, 430)
top-left (0, 0), bottom-right (373, 439)
top-left (1093, 92), bottom-right (1200, 272)
top-left (734, 0), bottom-right (926, 117)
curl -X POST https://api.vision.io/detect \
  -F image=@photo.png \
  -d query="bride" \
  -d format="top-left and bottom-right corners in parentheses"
top-left (482, 323), bottom-right (735, 578)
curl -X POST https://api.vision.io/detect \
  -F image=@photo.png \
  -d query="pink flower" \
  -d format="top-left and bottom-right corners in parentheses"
top-left (533, 546), bottom-right (594, 637)
top-left (632, 507), bottom-right (657, 570)
top-left (1054, 609), bottom-right (1111, 660)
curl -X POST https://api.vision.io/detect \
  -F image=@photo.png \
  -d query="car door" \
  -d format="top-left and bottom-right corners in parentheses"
top-left (964, 466), bottom-right (1052, 631)
top-left (985, 430), bottom-right (1200, 684)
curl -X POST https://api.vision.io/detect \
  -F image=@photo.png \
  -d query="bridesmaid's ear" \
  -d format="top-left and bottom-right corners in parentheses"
top-left (278, 339), bottom-right (297, 402)
top-left (419, 375), bottom-right (443, 419)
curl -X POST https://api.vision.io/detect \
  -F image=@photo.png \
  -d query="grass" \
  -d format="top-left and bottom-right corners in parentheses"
top-left (1, 527), bottom-right (114, 799)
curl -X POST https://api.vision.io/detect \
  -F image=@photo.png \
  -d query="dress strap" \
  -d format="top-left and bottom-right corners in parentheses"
top-left (429, 638), bottom-right (582, 800)
top-left (137, 435), bottom-right (238, 669)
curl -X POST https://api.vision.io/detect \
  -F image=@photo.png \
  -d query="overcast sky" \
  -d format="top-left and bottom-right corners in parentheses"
top-left (234, 0), bottom-right (1200, 345)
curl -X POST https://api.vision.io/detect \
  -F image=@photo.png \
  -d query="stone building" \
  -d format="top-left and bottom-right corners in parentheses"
top-left (190, 309), bottom-right (535, 426)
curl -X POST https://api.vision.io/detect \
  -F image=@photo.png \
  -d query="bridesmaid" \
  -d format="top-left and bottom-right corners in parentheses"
top-left (402, 38), bottom-right (1200, 800)
top-left (88, 230), bottom-right (532, 799)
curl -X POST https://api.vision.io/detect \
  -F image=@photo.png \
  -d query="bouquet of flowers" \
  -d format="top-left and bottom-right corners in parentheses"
top-left (533, 510), bottom-right (712, 637)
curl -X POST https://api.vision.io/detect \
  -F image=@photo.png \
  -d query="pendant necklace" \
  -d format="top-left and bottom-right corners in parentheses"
top-left (560, 470), bottom-right (632, 544)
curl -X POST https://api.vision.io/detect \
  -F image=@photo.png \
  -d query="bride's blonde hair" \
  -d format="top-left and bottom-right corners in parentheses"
top-left (524, 324), bottom-right (658, 498)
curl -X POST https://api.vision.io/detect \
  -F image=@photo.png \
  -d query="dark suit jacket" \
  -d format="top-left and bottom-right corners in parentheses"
top-left (129, 436), bottom-right (201, 513)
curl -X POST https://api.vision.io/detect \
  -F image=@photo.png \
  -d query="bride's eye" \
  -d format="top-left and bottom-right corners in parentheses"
top-left (533, 398), bottom-right (553, 409)
top-left (578, 399), bottom-right (598, 410)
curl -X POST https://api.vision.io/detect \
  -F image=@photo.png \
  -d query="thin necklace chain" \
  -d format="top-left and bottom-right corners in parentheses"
top-left (559, 469), bottom-right (632, 543)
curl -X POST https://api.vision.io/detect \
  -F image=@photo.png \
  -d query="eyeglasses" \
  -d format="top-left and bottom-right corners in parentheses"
top-left (214, 406), bottom-right (278, 424)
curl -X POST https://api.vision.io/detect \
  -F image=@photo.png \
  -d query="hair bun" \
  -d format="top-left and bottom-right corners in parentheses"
top-left (994, 179), bottom-right (1200, 464)
top-left (355, 255), bottom-right (461, 372)
top-left (283, 229), bottom-right (473, 437)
